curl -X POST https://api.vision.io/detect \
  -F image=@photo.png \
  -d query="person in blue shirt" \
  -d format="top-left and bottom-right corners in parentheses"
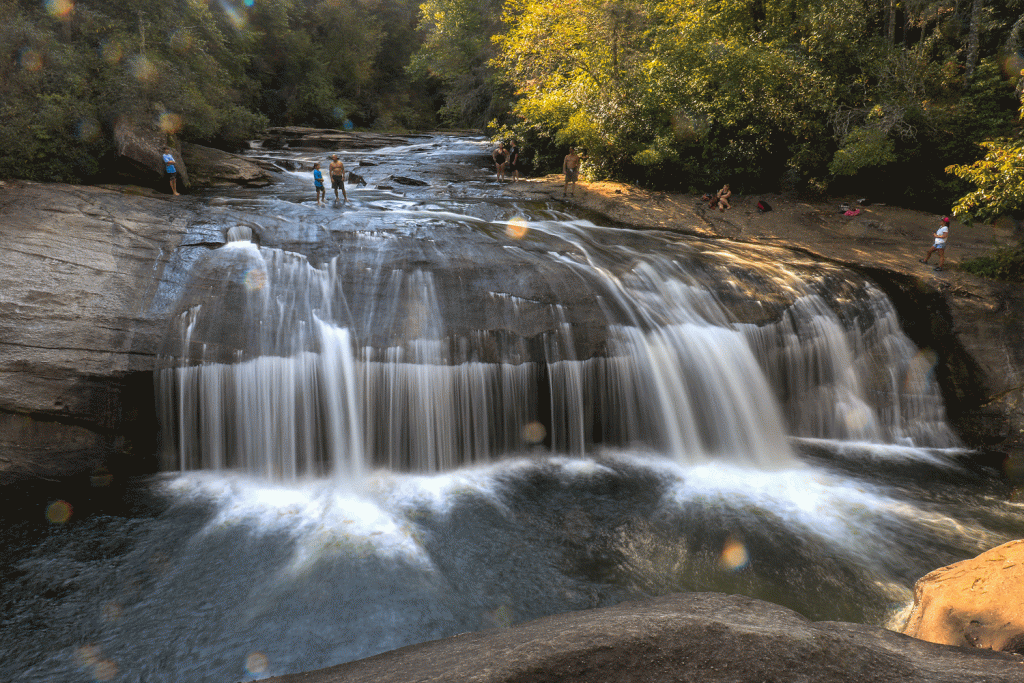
top-left (312, 162), bottom-right (326, 206)
top-left (162, 147), bottom-right (180, 196)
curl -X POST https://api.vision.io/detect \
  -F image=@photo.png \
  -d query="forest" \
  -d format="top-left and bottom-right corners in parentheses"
top-left (3, 0), bottom-right (1024, 221)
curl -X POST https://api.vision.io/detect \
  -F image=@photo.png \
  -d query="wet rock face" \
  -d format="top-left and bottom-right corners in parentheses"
top-left (903, 540), bottom-right (1024, 655)
top-left (261, 593), bottom-right (1024, 683)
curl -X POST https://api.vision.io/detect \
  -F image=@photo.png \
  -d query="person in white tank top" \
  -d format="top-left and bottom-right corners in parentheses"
top-left (920, 216), bottom-right (950, 271)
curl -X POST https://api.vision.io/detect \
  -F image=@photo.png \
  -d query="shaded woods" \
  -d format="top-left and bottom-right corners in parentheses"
top-left (5, 0), bottom-right (1024, 217)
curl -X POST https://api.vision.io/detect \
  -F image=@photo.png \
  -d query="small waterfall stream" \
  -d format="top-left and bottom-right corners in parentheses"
top-left (2, 136), bottom-right (1019, 683)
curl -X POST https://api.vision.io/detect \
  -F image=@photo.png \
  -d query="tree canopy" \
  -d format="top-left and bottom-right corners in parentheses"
top-left (3, 0), bottom-right (1024, 214)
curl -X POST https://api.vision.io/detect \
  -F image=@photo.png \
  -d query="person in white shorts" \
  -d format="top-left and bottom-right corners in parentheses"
top-left (921, 216), bottom-right (950, 271)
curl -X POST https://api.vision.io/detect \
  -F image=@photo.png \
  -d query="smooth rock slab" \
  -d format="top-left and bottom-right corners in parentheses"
top-left (258, 593), bottom-right (1023, 683)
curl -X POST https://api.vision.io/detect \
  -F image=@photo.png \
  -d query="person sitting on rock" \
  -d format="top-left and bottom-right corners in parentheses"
top-left (716, 184), bottom-right (732, 211)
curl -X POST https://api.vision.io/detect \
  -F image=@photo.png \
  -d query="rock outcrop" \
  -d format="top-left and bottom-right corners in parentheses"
top-left (259, 126), bottom-right (416, 151)
top-left (113, 119), bottom-right (190, 189)
top-left (903, 540), bottom-right (1024, 654)
top-left (180, 143), bottom-right (275, 188)
top-left (261, 592), bottom-right (1023, 683)
top-left (0, 181), bottom-right (191, 484)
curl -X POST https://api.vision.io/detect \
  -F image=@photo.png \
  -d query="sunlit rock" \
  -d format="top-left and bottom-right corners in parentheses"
top-left (903, 540), bottom-right (1024, 654)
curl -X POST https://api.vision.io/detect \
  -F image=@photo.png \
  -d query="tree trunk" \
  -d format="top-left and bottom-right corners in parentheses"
top-left (887, 0), bottom-right (896, 44)
top-left (965, 0), bottom-right (983, 83)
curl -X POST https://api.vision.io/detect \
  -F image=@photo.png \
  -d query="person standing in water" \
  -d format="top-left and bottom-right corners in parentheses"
top-left (312, 162), bottom-right (326, 206)
top-left (162, 147), bottom-right (180, 196)
top-left (920, 216), bottom-right (950, 271)
top-left (492, 142), bottom-right (507, 182)
top-left (563, 147), bottom-right (580, 196)
top-left (507, 140), bottom-right (521, 182)
top-left (329, 154), bottom-right (347, 203)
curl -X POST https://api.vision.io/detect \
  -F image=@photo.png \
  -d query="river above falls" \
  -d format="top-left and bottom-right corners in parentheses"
top-left (2, 135), bottom-right (1021, 683)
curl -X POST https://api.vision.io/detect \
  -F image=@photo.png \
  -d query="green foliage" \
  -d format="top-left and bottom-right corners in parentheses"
top-left (957, 244), bottom-right (1024, 282)
top-left (947, 138), bottom-right (1024, 222)
top-left (410, 0), bottom-right (508, 127)
top-left (0, 0), bottom-right (435, 184)
top-left (491, 0), bottom-right (1024, 200)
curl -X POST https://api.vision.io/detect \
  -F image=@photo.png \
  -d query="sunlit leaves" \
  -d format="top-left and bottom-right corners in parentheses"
top-left (947, 138), bottom-right (1024, 222)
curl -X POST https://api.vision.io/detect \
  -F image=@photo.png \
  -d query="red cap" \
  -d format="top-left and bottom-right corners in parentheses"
top-left (942, 216), bottom-right (950, 223)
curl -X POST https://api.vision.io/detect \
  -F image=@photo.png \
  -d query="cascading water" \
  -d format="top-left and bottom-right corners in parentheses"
top-left (2, 136), bottom-right (1020, 683)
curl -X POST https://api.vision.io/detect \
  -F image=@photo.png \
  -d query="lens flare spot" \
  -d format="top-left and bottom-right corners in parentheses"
top-left (244, 268), bottom-right (267, 291)
top-left (148, 551), bottom-right (172, 575)
top-left (1002, 54), bottom-right (1024, 81)
top-left (243, 0), bottom-right (255, 5)
top-left (506, 216), bottom-right (529, 240)
top-left (100, 39), bottom-right (123, 64)
top-left (170, 29), bottom-right (195, 53)
top-left (843, 405), bottom-right (872, 434)
top-left (223, 6), bottom-right (246, 29)
top-left (245, 651), bottom-right (269, 674)
top-left (522, 421), bottom-right (546, 444)
top-left (159, 112), bottom-right (182, 134)
top-left (46, 500), bottom-right (73, 524)
top-left (102, 601), bottom-right (122, 623)
top-left (76, 644), bottom-right (101, 668)
top-left (93, 660), bottom-right (118, 681)
top-left (906, 348), bottom-right (938, 386)
top-left (19, 49), bottom-right (43, 72)
top-left (129, 55), bottom-right (157, 84)
top-left (483, 604), bottom-right (514, 628)
top-left (90, 466), bottom-right (113, 487)
top-left (46, 0), bottom-right (74, 18)
top-left (77, 118), bottom-right (101, 143)
top-left (718, 536), bottom-right (749, 571)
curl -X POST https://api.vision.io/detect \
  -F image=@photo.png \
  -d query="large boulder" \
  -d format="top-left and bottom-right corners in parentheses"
top-left (902, 540), bottom-right (1024, 654)
top-left (261, 592), bottom-right (1023, 683)
top-left (113, 118), bottom-right (190, 189)
top-left (180, 142), bottom-right (275, 188)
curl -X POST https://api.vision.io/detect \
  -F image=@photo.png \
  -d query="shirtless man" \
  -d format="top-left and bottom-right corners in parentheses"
top-left (563, 147), bottom-right (581, 196)
top-left (492, 143), bottom-right (507, 182)
top-left (329, 154), bottom-right (347, 202)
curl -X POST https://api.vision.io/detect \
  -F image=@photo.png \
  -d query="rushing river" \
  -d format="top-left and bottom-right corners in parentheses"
top-left (2, 136), bottom-right (1022, 683)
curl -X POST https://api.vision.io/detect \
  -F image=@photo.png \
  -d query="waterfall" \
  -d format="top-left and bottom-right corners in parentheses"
top-left (157, 220), bottom-right (957, 480)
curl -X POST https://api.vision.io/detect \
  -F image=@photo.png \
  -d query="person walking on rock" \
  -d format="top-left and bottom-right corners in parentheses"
top-left (921, 216), bottom-right (950, 271)
top-left (329, 154), bottom-right (347, 203)
top-left (162, 147), bottom-right (180, 196)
